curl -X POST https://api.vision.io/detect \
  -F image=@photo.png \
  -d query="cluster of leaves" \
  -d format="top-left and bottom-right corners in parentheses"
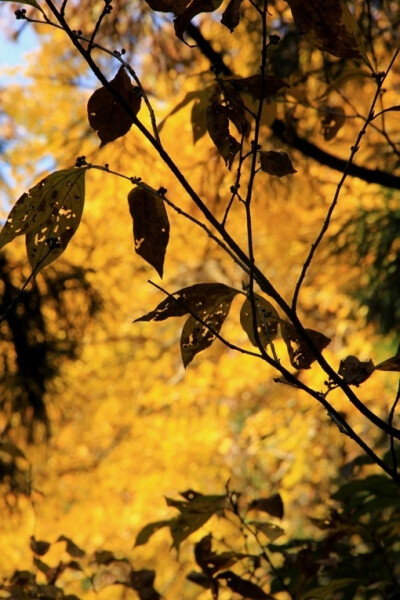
top-left (0, 535), bottom-right (160, 600)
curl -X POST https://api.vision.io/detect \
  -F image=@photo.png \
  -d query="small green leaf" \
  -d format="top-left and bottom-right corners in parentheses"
top-left (128, 185), bottom-right (170, 277)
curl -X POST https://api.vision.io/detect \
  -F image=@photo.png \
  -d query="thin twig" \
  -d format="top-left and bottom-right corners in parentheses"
top-left (389, 381), bottom-right (400, 474)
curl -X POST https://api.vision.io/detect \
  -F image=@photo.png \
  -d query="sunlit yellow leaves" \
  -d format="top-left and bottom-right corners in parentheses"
top-left (0, 167), bottom-right (86, 274)
top-left (87, 66), bottom-right (141, 147)
top-left (127, 185), bottom-right (170, 277)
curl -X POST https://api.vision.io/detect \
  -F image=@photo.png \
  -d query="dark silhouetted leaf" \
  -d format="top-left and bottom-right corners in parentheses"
top-left (134, 520), bottom-right (171, 547)
top-left (33, 557), bottom-right (51, 575)
top-left (131, 570), bottom-right (161, 600)
top-left (57, 535), bottom-right (85, 558)
top-left (195, 535), bottom-right (242, 575)
top-left (248, 520), bottom-right (284, 541)
top-left (240, 295), bottom-right (279, 348)
top-left (94, 550), bottom-right (115, 564)
top-left (174, 0), bottom-right (223, 42)
top-left (339, 355), bottom-right (375, 385)
top-left (259, 150), bottom-right (297, 177)
top-left (206, 93), bottom-right (241, 168)
top-left (221, 0), bottom-right (243, 31)
top-left (180, 289), bottom-right (238, 367)
top-left (187, 570), bottom-right (213, 589)
top-left (225, 74), bottom-right (290, 100)
top-left (249, 493), bottom-right (284, 519)
top-left (3, 0), bottom-right (41, 7)
top-left (320, 105), bottom-right (346, 141)
top-left (281, 322), bottom-right (331, 369)
top-left (167, 493), bottom-right (227, 550)
top-left (144, 0), bottom-right (189, 12)
top-left (0, 442), bottom-right (26, 460)
top-left (286, 0), bottom-right (372, 68)
top-left (375, 344), bottom-right (400, 372)
top-left (87, 66), bottom-right (141, 146)
top-left (30, 536), bottom-right (51, 557)
top-left (128, 185), bottom-right (170, 277)
top-left (217, 571), bottom-right (274, 599)
top-left (135, 283), bottom-right (238, 323)
top-left (0, 168), bottom-right (86, 274)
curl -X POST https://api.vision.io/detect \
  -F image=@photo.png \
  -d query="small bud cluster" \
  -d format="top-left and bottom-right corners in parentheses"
top-left (157, 187), bottom-right (167, 196)
top-left (104, 0), bottom-right (113, 13)
top-left (15, 8), bottom-right (27, 20)
top-left (75, 156), bottom-right (88, 167)
top-left (269, 34), bottom-right (280, 45)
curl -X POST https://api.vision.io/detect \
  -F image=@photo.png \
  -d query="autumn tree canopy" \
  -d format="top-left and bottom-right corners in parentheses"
top-left (0, 0), bottom-right (399, 598)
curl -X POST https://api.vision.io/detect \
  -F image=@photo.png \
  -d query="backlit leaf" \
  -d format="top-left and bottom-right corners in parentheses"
top-left (3, 0), bottom-right (41, 8)
top-left (217, 571), bottom-right (274, 599)
top-left (30, 536), bottom-right (51, 557)
top-left (128, 185), bottom-right (170, 278)
top-left (0, 442), bottom-right (26, 460)
top-left (174, 0), bottom-right (223, 42)
top-left (248, 521), bottom-right (285, 541)
top-left (57, 535), bottom-right (85, 558)
top-left (0, 168), bottom-right (86, 274)
top-left (144, 0), bottom-right (189, 12)
top-left (240, 294), bottom-right (280, 348)
top-left (180, 288), bottom-right (239, 367)
top-left (206, 93), bottom-right (241, 168)
top-left (221, 0), bottom-right (243, 32)
top-left (249, 493), bottom-right (284, 519)
top-left (320, 105), bottom-right (346, 141)
top-left (134, 520), bottom-right (171, 547)
top-left (224, 74), bottom-right (290, 100)
top-left (338, 355), bottom-right (375, 384)
top-left (375, 344), bottom-right (400, 372)
top-left (259, 150), bottom-right (297, 177)
top-left (134, 283), bottom-right (238, 322)
top-left (281, 322), bottom-right (331, 369)
top-left (87, 66), bottom-right (141, 147)
top-left (286, 0), bottom-right (372, 68)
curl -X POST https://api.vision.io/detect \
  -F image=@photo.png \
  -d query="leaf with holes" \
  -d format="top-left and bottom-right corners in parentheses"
top-left (339, 355), bottom-right (375, 385)
top-left (180, 288), bottom-right (239, 367)
top-left (286, 0), bottom-right (372, 69)
top-left (134, 282), bottom-right (239, 323)
top-left (128, 185), bottom-right (170, 277)
top-left (206, 93), bottom-right (241, 169)
top-left (281, 322), bottom-right (331, 369)
top-left (240, 294), bottom-right (279, 348)
top-left (0, 168), bottom-right (86, 274)
top-left (87, 66), bottom-right (141, 147)
top-left (259, 150), bottom-right (297, 177)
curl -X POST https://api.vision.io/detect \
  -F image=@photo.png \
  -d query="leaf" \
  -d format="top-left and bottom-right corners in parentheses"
top-left (180, 289), bottom-right (238, 367)
top-left (338, 355), bottom-right (375, 385)
top-left (174, 0), bottom-right (223, 42)
top-left (249, 494), bottom-right (284, 519)
top-left (224, 74), bottom-right (290, 100)
top-left (0, 442), bottom-right (26, 460)
top-left (57, 535), bottom-right (85, 558)
top-left (3, 0), bottom-right (41, 8)
top-left (134, 283), bottom-right (238, 322)
top-left (221, 0), bottom-right (243, 31)
top-left (167, 493), bottom-right (227, 550)
top-left (375, 344), bottom-right (400, 371)
top-left (248, 521), bottom-right (285, 541)
top-left (30, 536), bottom-right (51, 557)
top-left (158, 89), bottom-right (205, 134)
top-left (195, 535), bottom-right (241, 574)
top-left (217, 571), bottom-right (274, 599)
top-left (0, 168), bottom-right (86, 274)
top-left (144, 0), bottom-right (189, 12)
top-left (240, 295), bottom-right (280, 347)
top-left (206, 94), bottom-right (241, 168)
top-left (281, 322), bottom-right (331, 369)
top-left (127, 185), bottom-right (170, 277)
top-left (134, 520), bottom-right (171, 547)
top-left (259, 150), bottom-right (297, 177)
top-left (87, 66), bottom-right (141, 147)
top-left (320, 105), bottom-right (346, 141)
top-left (286, 0), bottom-right (372, 68)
